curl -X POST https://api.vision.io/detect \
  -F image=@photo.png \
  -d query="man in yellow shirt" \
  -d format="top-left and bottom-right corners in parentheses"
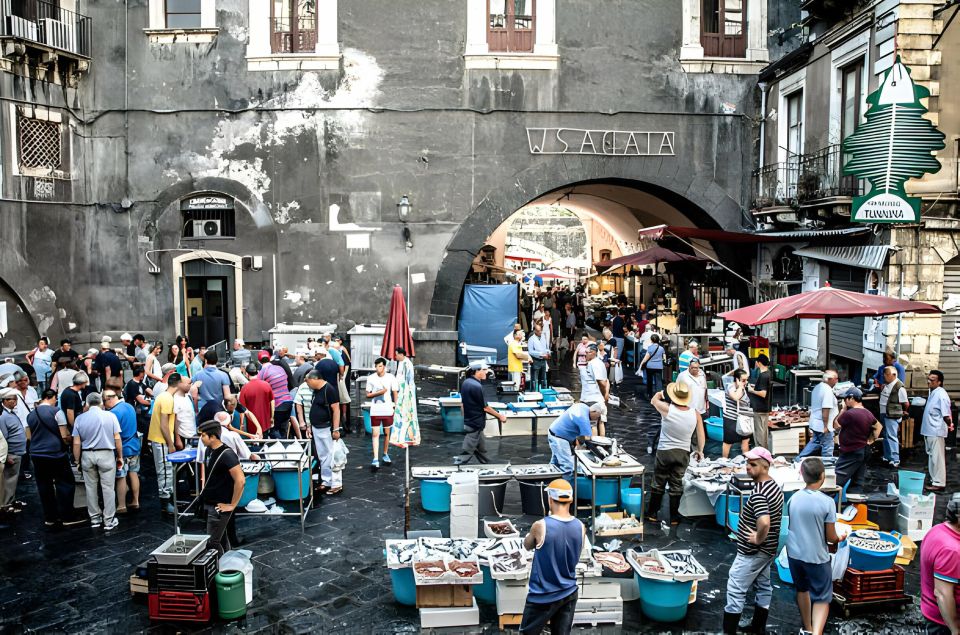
top-left (507, 329), bottom-right (530, 390)
top-left (148, 373), bottom-right (181, 512)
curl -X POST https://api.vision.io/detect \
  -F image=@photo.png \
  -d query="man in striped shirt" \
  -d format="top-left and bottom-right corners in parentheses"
top-left (677, 339), bottom-right (699, 373)
top-left (257, 354), bottom-right (295, 439)
top-left (723, 447), bottom-right (783, 635)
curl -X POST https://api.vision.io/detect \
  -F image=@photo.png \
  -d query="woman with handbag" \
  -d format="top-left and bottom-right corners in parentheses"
top-left (723, 369), bottom-right (754, 458)
top-left (638, 334), bottom-right (665, 399)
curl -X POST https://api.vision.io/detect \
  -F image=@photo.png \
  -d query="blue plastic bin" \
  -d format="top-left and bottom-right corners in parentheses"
top-left (421, 479), bottom-right (452, 512)
top-left (621, 488), bottom-right (644, 518)
top-left (362, 406), bottom-right (373, 434)
top-left (238, 473), bottom-right (260, 508)
top-left (705, 416), bottom-right (724, 442)
top-left (389, 567), bottom-right (417, 606)
top-left (273, 467), bottom-right (311, 500)
top-left (636, 575), bottom-right (694, 622)
top-left (474, 565), bottom-right (496, 605)
top-left (776, 552), bottom-right (793, 585)
top-left (714, 493), bottom-right (742, 530)
top-left (848, 532), bottom-right (901, 572)
top-left (441, 405), bottom-right (465, 433)
top-left (576, 477), bottom-right (619, 507)
top-left (898, 470), bottom-right (925, 496)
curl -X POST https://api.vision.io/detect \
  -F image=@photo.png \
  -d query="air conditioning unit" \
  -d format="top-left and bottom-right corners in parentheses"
top-left (192, 219), bottom-right (222, 238)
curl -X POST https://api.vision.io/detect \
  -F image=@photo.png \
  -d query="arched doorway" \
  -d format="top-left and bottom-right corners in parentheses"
top-left (430, 177), bottom-right (743, 329)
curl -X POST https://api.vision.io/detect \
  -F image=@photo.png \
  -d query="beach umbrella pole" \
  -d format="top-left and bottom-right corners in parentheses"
top-left (825, 317), bottom-right (831, 370)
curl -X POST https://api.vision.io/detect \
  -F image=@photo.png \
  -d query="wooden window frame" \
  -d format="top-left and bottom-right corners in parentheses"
top-left (270, 0), bottom-right (317, 54)
top-left (700, 0), bottom-right (747, 58)
top-left (487, 0), bottom-right (535, 53)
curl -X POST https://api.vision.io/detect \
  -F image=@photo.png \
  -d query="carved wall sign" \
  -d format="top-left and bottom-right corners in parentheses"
top-left (526, 127), bottom-right (676, 156)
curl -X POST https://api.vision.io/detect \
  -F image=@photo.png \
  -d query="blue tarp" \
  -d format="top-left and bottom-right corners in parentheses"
top-left (458, 284), bottom-right (518, 366)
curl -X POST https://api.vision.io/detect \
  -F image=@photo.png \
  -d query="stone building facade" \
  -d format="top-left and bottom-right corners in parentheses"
top-left (0, 1), bottom-right (797, 362)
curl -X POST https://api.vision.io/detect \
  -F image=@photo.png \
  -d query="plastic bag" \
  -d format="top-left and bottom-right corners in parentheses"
top-left (613, 363), bottom-right (624, 385)
top-left (332, 439), bottom-right (349, 472)
top-left (831, 541), bottom-right (850, 581)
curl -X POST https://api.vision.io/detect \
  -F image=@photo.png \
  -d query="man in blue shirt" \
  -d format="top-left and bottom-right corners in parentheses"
top-left (0, 388), bottom-right (28, 514)
top-left (527, 322), bottom-right (551, 392)
top-left (105, 390), bottom-right (141, 513)
top-left (520, 479), bottom-right (584, 634)
top-left (872, 351), bottom-right (906, 389)
top-left (195, 351), bottom-right (231, 411)
top-left (456, 361), bottom-right (506, 465)
top-left (547, 403), bottom-right (601, 485)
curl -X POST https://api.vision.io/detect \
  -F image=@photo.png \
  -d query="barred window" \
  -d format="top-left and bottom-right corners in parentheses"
top-left (18, 115), bottom-right (62, 172)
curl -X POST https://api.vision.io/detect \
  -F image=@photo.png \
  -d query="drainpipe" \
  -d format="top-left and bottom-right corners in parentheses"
top-left (758, 82), bottom-right (769, 175)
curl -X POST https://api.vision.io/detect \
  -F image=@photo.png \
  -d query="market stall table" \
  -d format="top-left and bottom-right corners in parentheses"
top-left (575, 449), bottom-right (645, 542)
top-left (767, 408), bottom-right (811, 455)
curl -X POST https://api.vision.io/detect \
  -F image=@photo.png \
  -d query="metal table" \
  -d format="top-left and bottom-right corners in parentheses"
top-left (411, 464), bottom-right (513, 482)
top-left (574, 449), bottom-right (645, 542)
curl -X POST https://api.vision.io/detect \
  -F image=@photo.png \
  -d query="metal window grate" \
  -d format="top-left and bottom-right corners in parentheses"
top-left (18, 115), bottom-right (61, 171)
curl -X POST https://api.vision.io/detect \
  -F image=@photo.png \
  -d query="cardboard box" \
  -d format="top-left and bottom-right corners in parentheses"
top-left (416, 584), bottom-right (473, 608)
top-left (420, 598), bottom-right (480, 628)
top-left (896, 534), bottom-right (918, 566)
top-left (578, 580), bottom-right (622, 600)
top-left (768, 426), bottom-right (801, 455)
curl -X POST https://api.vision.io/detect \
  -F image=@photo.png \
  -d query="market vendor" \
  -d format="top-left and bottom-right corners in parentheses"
top-left (196, 419), bottom-right (245, 556)
top-left (519, 479), bottom-right (584, 635)
top-left (457, 361), bottom-right (506, 465)
top-left (547, 403), bottom-right (603, 484)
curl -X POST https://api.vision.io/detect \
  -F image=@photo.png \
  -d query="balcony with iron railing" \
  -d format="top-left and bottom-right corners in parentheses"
top-left (0, 0), bottom-right (91, 59)
top-left (753, 145), bottom-right (864, 212)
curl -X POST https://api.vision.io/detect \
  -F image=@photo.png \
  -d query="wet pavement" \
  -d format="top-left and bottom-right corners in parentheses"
top-left (0, 363), bottom-right (955, 634)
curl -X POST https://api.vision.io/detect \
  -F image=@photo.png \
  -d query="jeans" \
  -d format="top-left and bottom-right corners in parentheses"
top-left (31, 455), bottom-right (77, 523)
top-left (0, 454), bottom-right (22, 507)
top-left (796, 430), bottom-right (834, 460)
top-left (205, 504), bottom-right (233, 556)
top-left (530, 360), bottom-right (548, 392)
top-left (80, 449), bottom-right (117, 525)
top-left (269, 402), bottom-right (293, 439)
top-left (724, 552), bottom-right (775, 613)
top-left (151, 441), bottom-right (174, 500)
top-left (461, 427), bottom-right (490, 463)
top-left (645, 368), bottom-right (663, 398)
top-left (520, 590), bottom-right (578, 634)
top-left (924, 435), bottom-right (946, 487)
top-left (547, 433), bottom-right (575, 483)
top-left (614, 337), bottom-right (625, 360)
top-left (312, 427), bottom-right (342, 489)
top-left (835, 448), bottom-right (867, 493)
top-left (882, 417), bottom-right (901, 464)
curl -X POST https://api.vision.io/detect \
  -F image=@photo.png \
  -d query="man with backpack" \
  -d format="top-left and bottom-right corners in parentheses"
top-left (878, 365), bottom-right (909, 468)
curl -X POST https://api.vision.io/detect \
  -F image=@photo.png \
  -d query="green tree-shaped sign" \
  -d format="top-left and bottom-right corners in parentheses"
top-left (842, 56), bottom-right (945, 223)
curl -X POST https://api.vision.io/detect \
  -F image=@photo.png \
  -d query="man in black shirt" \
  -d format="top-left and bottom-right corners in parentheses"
top-left (747, 354), bottom-right (772, 450)
top-left (50, 339), bottom-right (80, 373)
top-left (197, 419), bottom-right (244, 555)
top-left (456, 361), bottom-right (506, 465)
top-left (60, 372), bottom-right (89, 434)
top-left (123, 367), bottom-right (152, 433)
top-left (307, 371), bottom-right (343, 494)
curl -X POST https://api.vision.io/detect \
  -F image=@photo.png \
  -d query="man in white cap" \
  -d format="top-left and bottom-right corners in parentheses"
top-left (519, 478), bottom-right (584, 634)
top-left (546, 402), bottom-right (602, 484)
top-left (119, 333), bottom-right (134, 363)
top-left (457, 361), bottom-right (506, 465)
top-left (94, 336), bottom-right (122, 390)
top-left (0, 388), bottom-right (27, 515)
top-left (678, 339), bottom-right (699, 374)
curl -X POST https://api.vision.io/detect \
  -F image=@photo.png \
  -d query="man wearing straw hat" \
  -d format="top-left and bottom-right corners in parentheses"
top-left (519, 479), bottom-right (584, 634)
top-left (646, 380), bottom-right (704, 528)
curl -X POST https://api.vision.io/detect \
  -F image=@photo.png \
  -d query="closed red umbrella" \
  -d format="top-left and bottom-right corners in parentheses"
top-left (719, 283), bottom-right (942, 363)
top-left (381, 285), bottom-right (415, 360)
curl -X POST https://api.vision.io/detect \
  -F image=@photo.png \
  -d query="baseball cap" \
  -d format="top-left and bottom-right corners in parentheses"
top-left (744, 447), bottom-right (774, 465)
top-left (587, 343), bottom-right (599, 352)
top-left (546, 479), bottom-right (573, 502)
top-left (843, 386), bottom-right (863, 401)
top-left (468, 360), bottom-right (489, 371)
top-left (0, 388), bottom-right (18, 400)
top-left (120, 333), bottom-right (132, 341)
top-left (161, 363), bottom-right (177, 374)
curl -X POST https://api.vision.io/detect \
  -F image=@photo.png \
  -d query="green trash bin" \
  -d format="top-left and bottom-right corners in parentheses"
top-left (216, 570), bottom-right (247, 620)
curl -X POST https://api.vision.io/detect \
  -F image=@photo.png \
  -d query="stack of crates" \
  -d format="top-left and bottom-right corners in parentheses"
top-left (147, 548), bottom-right (218, 622)
top-left (839, 566), bottom-right (906, 603)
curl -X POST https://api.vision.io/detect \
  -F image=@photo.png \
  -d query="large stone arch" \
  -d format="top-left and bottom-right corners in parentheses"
top-left (427, 167), bottom-right (745, 327)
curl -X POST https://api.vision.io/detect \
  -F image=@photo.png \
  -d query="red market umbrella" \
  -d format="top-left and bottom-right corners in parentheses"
top-left (594, 246), bottom-right (703, 273)
top-left (380, 285), bottom-right (416, 360)
top-left (718, 283), bottom-right (942, 365)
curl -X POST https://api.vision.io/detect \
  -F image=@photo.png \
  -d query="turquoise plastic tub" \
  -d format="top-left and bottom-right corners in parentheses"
top-left (441, 405), bottom-right (465, 433)
top-left (848, 532), bottom-right (901, 572)
top-left (273, 467), bottom-right (310, 500)
top-left (636, 575), bottom-right (694, 622)
top-left (362, 407), bottom-right (373, 434)
top-left (238, 473), bottom-right (260, 508)
top-left (621, 488), bottom-right (644, 518)
top-left (575, 477), bottom-right (619, 507)
top-left (421, 479), bottom-right (452, 512)
top-left (474, 565), bottom-right (496, 605)
top-left (389, 567), bottom-right (417, 606)
top-left (705, 416), bottom-right (724, 442)
top-left (714, 493), bottom-right (742, 530)
top-left (898, 470), bottom-right (925, 496)
top-left (776, 553), bottom-right (793, 585)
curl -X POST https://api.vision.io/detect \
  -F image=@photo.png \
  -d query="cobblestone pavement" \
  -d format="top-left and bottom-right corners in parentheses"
top-left (0, 364), bottom-right (953, 634)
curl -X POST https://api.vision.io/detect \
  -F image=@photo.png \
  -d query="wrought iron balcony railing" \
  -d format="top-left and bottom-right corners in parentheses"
top-left (0, 0), bottom-right (91, 58)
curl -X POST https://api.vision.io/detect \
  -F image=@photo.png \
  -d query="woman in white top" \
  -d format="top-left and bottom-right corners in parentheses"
top-left (50, 360), bottom-right (79, 396)
top-left (646, 381), bottom-right (705, 527)
top-left (145, 342), bottom-right (164, 385)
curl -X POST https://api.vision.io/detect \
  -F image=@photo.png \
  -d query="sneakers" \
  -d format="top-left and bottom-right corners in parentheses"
top-left (104, 518), bottom-right (119, 531)
top-left (371, 459), bottom-right (380, 471)
top-left (382, 454), bottom-right (392, 465)
top-left (90, 519), bottom-right (102, 528)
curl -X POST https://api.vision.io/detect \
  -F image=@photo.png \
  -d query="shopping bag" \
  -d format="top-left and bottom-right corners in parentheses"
top-left (613, 363), bottom-right (624, 385)
top-left (831, 541), bottom-right (850, 581)
top-left (735, 399), bottom-right (754, 437)
top-left (332, 439), bottom-right (349, 472)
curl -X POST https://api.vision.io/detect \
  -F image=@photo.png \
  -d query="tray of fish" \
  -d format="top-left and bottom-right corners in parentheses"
top-left (658, 550), bottom-right (710, 582)
top-left (510, 464), bottom-right (563, 480)
top-left (447, 559), bottom-right (484, 584)
top-left (848, 530), bottom-right (899, 553)
top-left (626, 549), bottom-right (674, 581)
top-left (476, 467), bottom-right (513, 479)
top-left (385, 539), bottom-right (419, 569)
top-left (417, 537), bottom-right (490, 561)
top-left (489, 551), bottom-right (533, 580)
top-left (412, 559), bottom-right (450, 585)
top-left (483, 519), bottom-right (520, 539)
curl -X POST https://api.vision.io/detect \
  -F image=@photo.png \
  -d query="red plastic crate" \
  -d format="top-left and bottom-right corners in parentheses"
top-left (840, 566), bottom-right (905, 602)
top-left (148, 590), bottom-right (212, 622)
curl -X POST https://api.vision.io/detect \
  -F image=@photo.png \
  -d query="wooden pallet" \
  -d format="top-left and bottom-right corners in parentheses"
top-left (498, 614), bottom-right (523, 629)
top-left (832, 592), bottom-right (912, 618)
top-left (130, 575), bottom-right (149, 596)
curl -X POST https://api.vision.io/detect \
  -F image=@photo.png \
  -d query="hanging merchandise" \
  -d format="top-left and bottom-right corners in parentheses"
top-left (843, 56), bottom-right (945, 223)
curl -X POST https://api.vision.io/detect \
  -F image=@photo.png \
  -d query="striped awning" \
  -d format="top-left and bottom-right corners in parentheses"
top-left (793, 244), bottom-right (893, 270)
